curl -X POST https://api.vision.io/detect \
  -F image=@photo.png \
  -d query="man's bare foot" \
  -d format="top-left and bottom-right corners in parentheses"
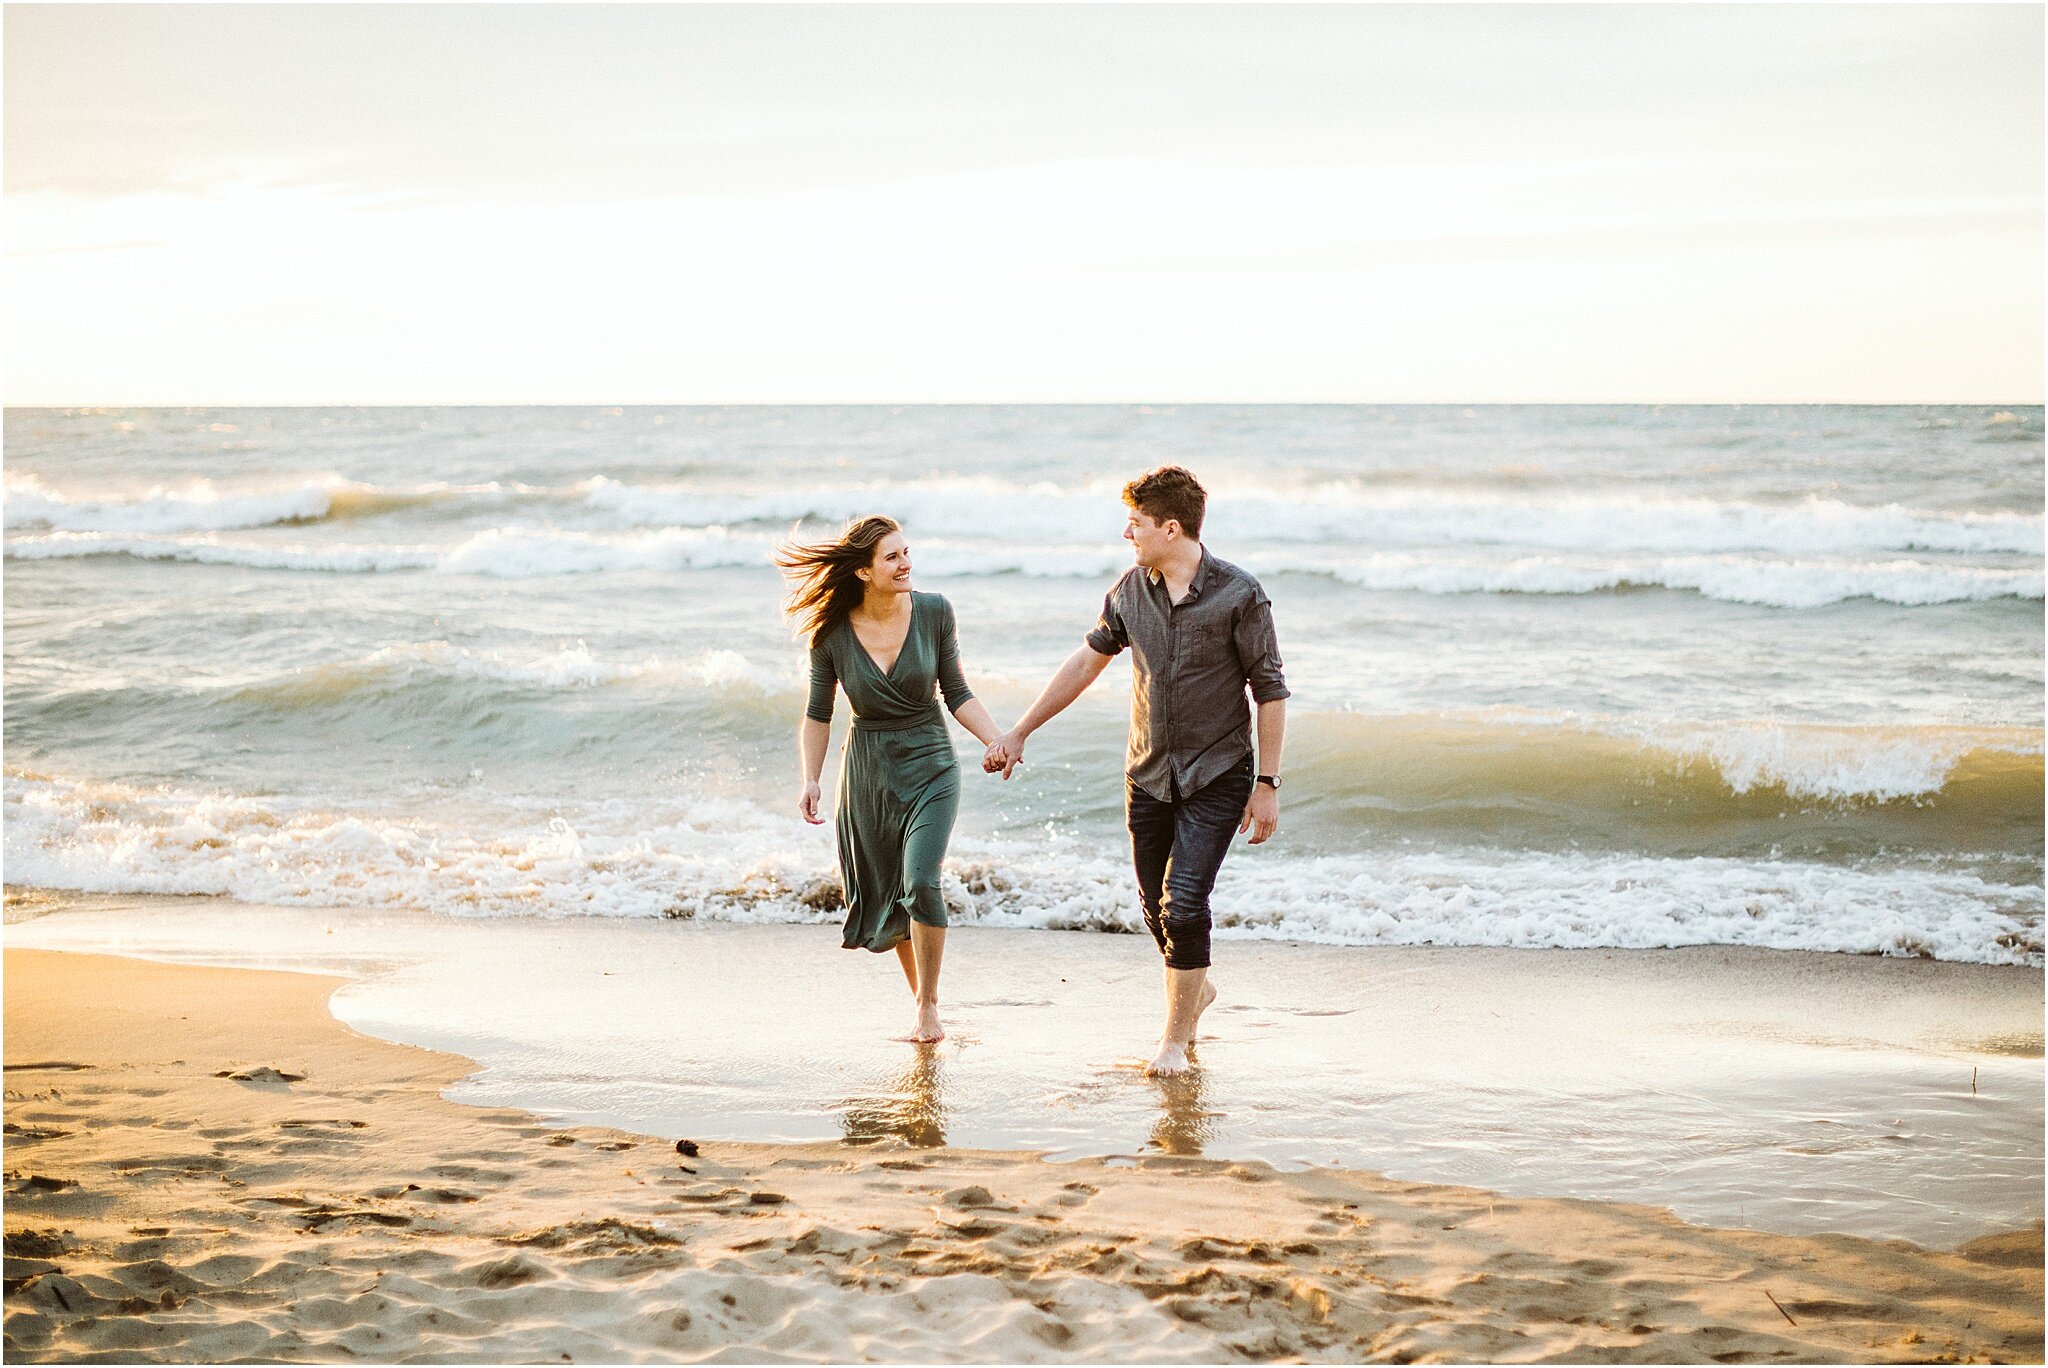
top-left (911, 1003), bottom-right (945, 1043)
top-left (1180, 980), bottom-right (1219, 1046)
top-left (1144, 1040), bottom-right (1193, 1076)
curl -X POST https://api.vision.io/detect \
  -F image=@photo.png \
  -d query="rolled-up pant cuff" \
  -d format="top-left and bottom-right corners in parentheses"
top-left (1146, 913), bottom-right (1211, 970)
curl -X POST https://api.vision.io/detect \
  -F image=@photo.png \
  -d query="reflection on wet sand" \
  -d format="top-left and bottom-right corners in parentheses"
top-left (839, 1046), bottom-right (948, 1148)
top-left (1148, 1066), bottom-right (1222, 1156)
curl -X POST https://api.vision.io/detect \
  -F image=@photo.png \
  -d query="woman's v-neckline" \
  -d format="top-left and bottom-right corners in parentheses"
top-left (850, 598), bottom-right (915, 680)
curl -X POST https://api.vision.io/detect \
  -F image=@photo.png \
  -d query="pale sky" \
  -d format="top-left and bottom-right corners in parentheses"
top-left (5, 3), bottom-right (2041, 404)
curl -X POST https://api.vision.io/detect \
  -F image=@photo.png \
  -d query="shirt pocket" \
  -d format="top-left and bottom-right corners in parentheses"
top-left (1185, 617), bottom-right (1237, 670)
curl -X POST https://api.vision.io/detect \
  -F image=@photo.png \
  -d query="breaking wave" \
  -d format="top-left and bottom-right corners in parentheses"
top-left (6, 772), bottom-right (2037, 965)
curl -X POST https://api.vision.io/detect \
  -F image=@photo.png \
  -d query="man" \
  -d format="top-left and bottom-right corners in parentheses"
top-left (986, 466), bottom-right (1288, 1076)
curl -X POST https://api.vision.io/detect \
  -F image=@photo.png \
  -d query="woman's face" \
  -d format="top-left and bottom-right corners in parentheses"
top-left (861, 531), bottom-right (912, 593)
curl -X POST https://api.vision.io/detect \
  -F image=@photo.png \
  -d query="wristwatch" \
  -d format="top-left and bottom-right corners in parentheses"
top-left (1256, 774), bottom-right (1281, 790)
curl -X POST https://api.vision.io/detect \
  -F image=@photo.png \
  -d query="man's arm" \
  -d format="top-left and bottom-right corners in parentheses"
top-left (1239, 696), bottom-right (1286, 843)
top-left (987, 645), bottom-right (1113, 779)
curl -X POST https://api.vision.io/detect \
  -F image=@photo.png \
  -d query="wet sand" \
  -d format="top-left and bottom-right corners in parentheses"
top-left (4, 946), bottom-right (2042, 1363)
top-left (6, 893), bottom-right (2042, 1246)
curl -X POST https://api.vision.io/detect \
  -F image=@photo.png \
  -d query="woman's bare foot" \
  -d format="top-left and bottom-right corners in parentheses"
top-left (1145, 1040), bottom-right (1193, 1077)
top-left (911, 1003), bottom-right (945, 1043)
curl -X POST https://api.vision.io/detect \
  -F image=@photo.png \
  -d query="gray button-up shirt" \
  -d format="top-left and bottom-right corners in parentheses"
top-left (1085, 548), bottom-right (1290, 802)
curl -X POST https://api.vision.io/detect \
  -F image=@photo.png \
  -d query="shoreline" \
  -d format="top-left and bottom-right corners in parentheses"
top-left (4, 944), bottom-right (2043, 1362)
top-left (5, 891), bottom-right (2041, 1247)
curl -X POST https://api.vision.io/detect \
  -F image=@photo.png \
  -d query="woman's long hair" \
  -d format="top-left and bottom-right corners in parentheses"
top-left (775, 514), bottom-right (900, 646)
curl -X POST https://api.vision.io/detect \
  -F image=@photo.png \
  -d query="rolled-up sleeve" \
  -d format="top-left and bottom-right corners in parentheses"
top-left (1084, 582), bottom-right (1129, 657)
top-left (934, 596), bottom-right (974, 714)
top-left (1235, 591), bottom-right (1290, 703)
top-left (805, 639), bottom-right (837, 723)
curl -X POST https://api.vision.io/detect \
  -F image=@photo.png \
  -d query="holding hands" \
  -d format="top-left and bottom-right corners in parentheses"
top-left (981, 730), bottom-right (1025, 779)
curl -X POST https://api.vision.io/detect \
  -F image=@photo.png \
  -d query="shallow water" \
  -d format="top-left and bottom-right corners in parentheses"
top-left (11, 896), bottom-right (2039, 1249)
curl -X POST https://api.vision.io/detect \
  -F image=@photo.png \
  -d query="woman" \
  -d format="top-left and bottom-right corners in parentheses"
top-left (776, 515), bottom-right (1004, 1043)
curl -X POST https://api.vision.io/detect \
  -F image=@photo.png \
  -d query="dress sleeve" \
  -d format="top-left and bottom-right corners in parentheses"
top-left (806, 635), bottom-right (838, 723)
top-left (934, 596), bottom-right (975, 714)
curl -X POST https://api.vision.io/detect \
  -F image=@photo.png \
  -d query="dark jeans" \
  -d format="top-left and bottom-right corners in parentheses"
top-left (1126, 757), bottom-right (1254, 971)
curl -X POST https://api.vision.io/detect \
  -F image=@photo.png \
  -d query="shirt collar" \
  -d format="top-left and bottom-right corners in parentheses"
top-left (1145, 545), bottom-right (1211, 601)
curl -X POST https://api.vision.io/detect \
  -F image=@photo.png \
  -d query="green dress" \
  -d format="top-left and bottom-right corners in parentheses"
top-left (807, 592), bottom-right (973, 952)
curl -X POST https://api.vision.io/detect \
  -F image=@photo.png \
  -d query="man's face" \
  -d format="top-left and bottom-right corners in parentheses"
top-left (1123, 508), bottom-right (1175, 567)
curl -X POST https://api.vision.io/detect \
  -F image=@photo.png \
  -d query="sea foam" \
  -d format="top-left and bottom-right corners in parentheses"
top-left (578, 475), bottom-right (2044, 557)
top-left (10, 527), bottom-right (2036, 608)
top-left (7, 772), bottom-right (2039, 966)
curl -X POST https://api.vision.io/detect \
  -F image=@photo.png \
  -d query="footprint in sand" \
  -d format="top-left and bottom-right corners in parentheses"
top-left (426, 1164), bottom-right (512, 1183)
top-left (111, 1155), bottom-right (233, 1177)
top-left (2, 1123), bottom-right (72, 1141)
top-left (937, 1185), bottom-right (1014, 1212)
top-left (214, 1066), bottom-right (304, 1086)
top-left (1049, 1182), bottom-right (1098, 1209)
top-left (277, 1119), bottom-right (368, 1132)
top-left (6, 1227), bottom-right (71, 1253)
top-left (299, 1207), bottom-right (412, 1231)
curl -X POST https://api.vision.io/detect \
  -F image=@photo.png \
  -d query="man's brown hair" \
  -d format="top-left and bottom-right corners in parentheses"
top-left (1121, 466), bottom-right (1206, 541)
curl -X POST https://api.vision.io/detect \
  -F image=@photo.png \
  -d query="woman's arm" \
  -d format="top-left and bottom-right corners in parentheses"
top-left (933, 596), bottom-right (1003, 748)
top-left (949, 696), bottom-right (1003, 748)
top-left (797, 716), bottom-right (830, 823)
top-left (799, 638), bottom-right (837, 823)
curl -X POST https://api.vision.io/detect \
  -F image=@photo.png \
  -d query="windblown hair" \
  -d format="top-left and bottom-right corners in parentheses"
top-left (775, 514), bottom-right (901, 646)
top-left (1122, 466), bottom-right (1207, 541)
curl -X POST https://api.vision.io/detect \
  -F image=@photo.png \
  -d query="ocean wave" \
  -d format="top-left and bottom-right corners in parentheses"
top-left (6, 773), bottom-right (2038, 965)
top-left (17, 467), bottom-right (2033, 559)
top-left (583, 476), bottom-right (2042, 557)
top-left (1, 473), bottom-right (525, 534)
top-left (2, 531), bottom-right (444, 572)
top-left (19, 636), bottom-right (2035, 811)
top-left (11, 527), bottom-right (2036, 608)
top-left (1296, 711), bottom-right (2043, 806)
top-left (1292, 552), bottom-right (2044, 608)
top-left (1, 527), bottom-right (768, 576)
top-left (1616, 718), bottom-right (2039, 802)
top-left (235, 641), bottom-right (798, 699)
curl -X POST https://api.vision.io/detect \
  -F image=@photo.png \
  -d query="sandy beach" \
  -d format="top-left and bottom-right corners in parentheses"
top-left (4, 943), bottom-right (2040, 1363)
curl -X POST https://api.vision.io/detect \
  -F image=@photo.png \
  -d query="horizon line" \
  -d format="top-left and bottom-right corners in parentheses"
top-left (7, 398), bottom-right (2043, 412)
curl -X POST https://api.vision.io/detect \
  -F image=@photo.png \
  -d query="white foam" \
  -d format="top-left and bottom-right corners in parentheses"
top-left (1, 527), bottom-right (776, 577)
top-left (3, 473), bottom-right (340, 532)
top-left (1369, 708), bottom-right (2040, 803)
top-left (580, 475), bottom-right (2044, 557)
top-left (2, 531), bottom-right (443, 572)
top-left (0, 472), bottom-right (557, 534)
top-left (1619, 719), bottom-right (2042, 802)
top-left (278, 641), bottom-right (796, 695)
top-left (435, 526), bottom-right (771, 576)
top-left (1273, 489), bottom-right (2043, 558)
top-left (13, 527), bottom-right (2034, 607)
top-left (8, 466), bottom-right (2039, 558)
top-left (8, 772), bottom-right (2038, 966)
